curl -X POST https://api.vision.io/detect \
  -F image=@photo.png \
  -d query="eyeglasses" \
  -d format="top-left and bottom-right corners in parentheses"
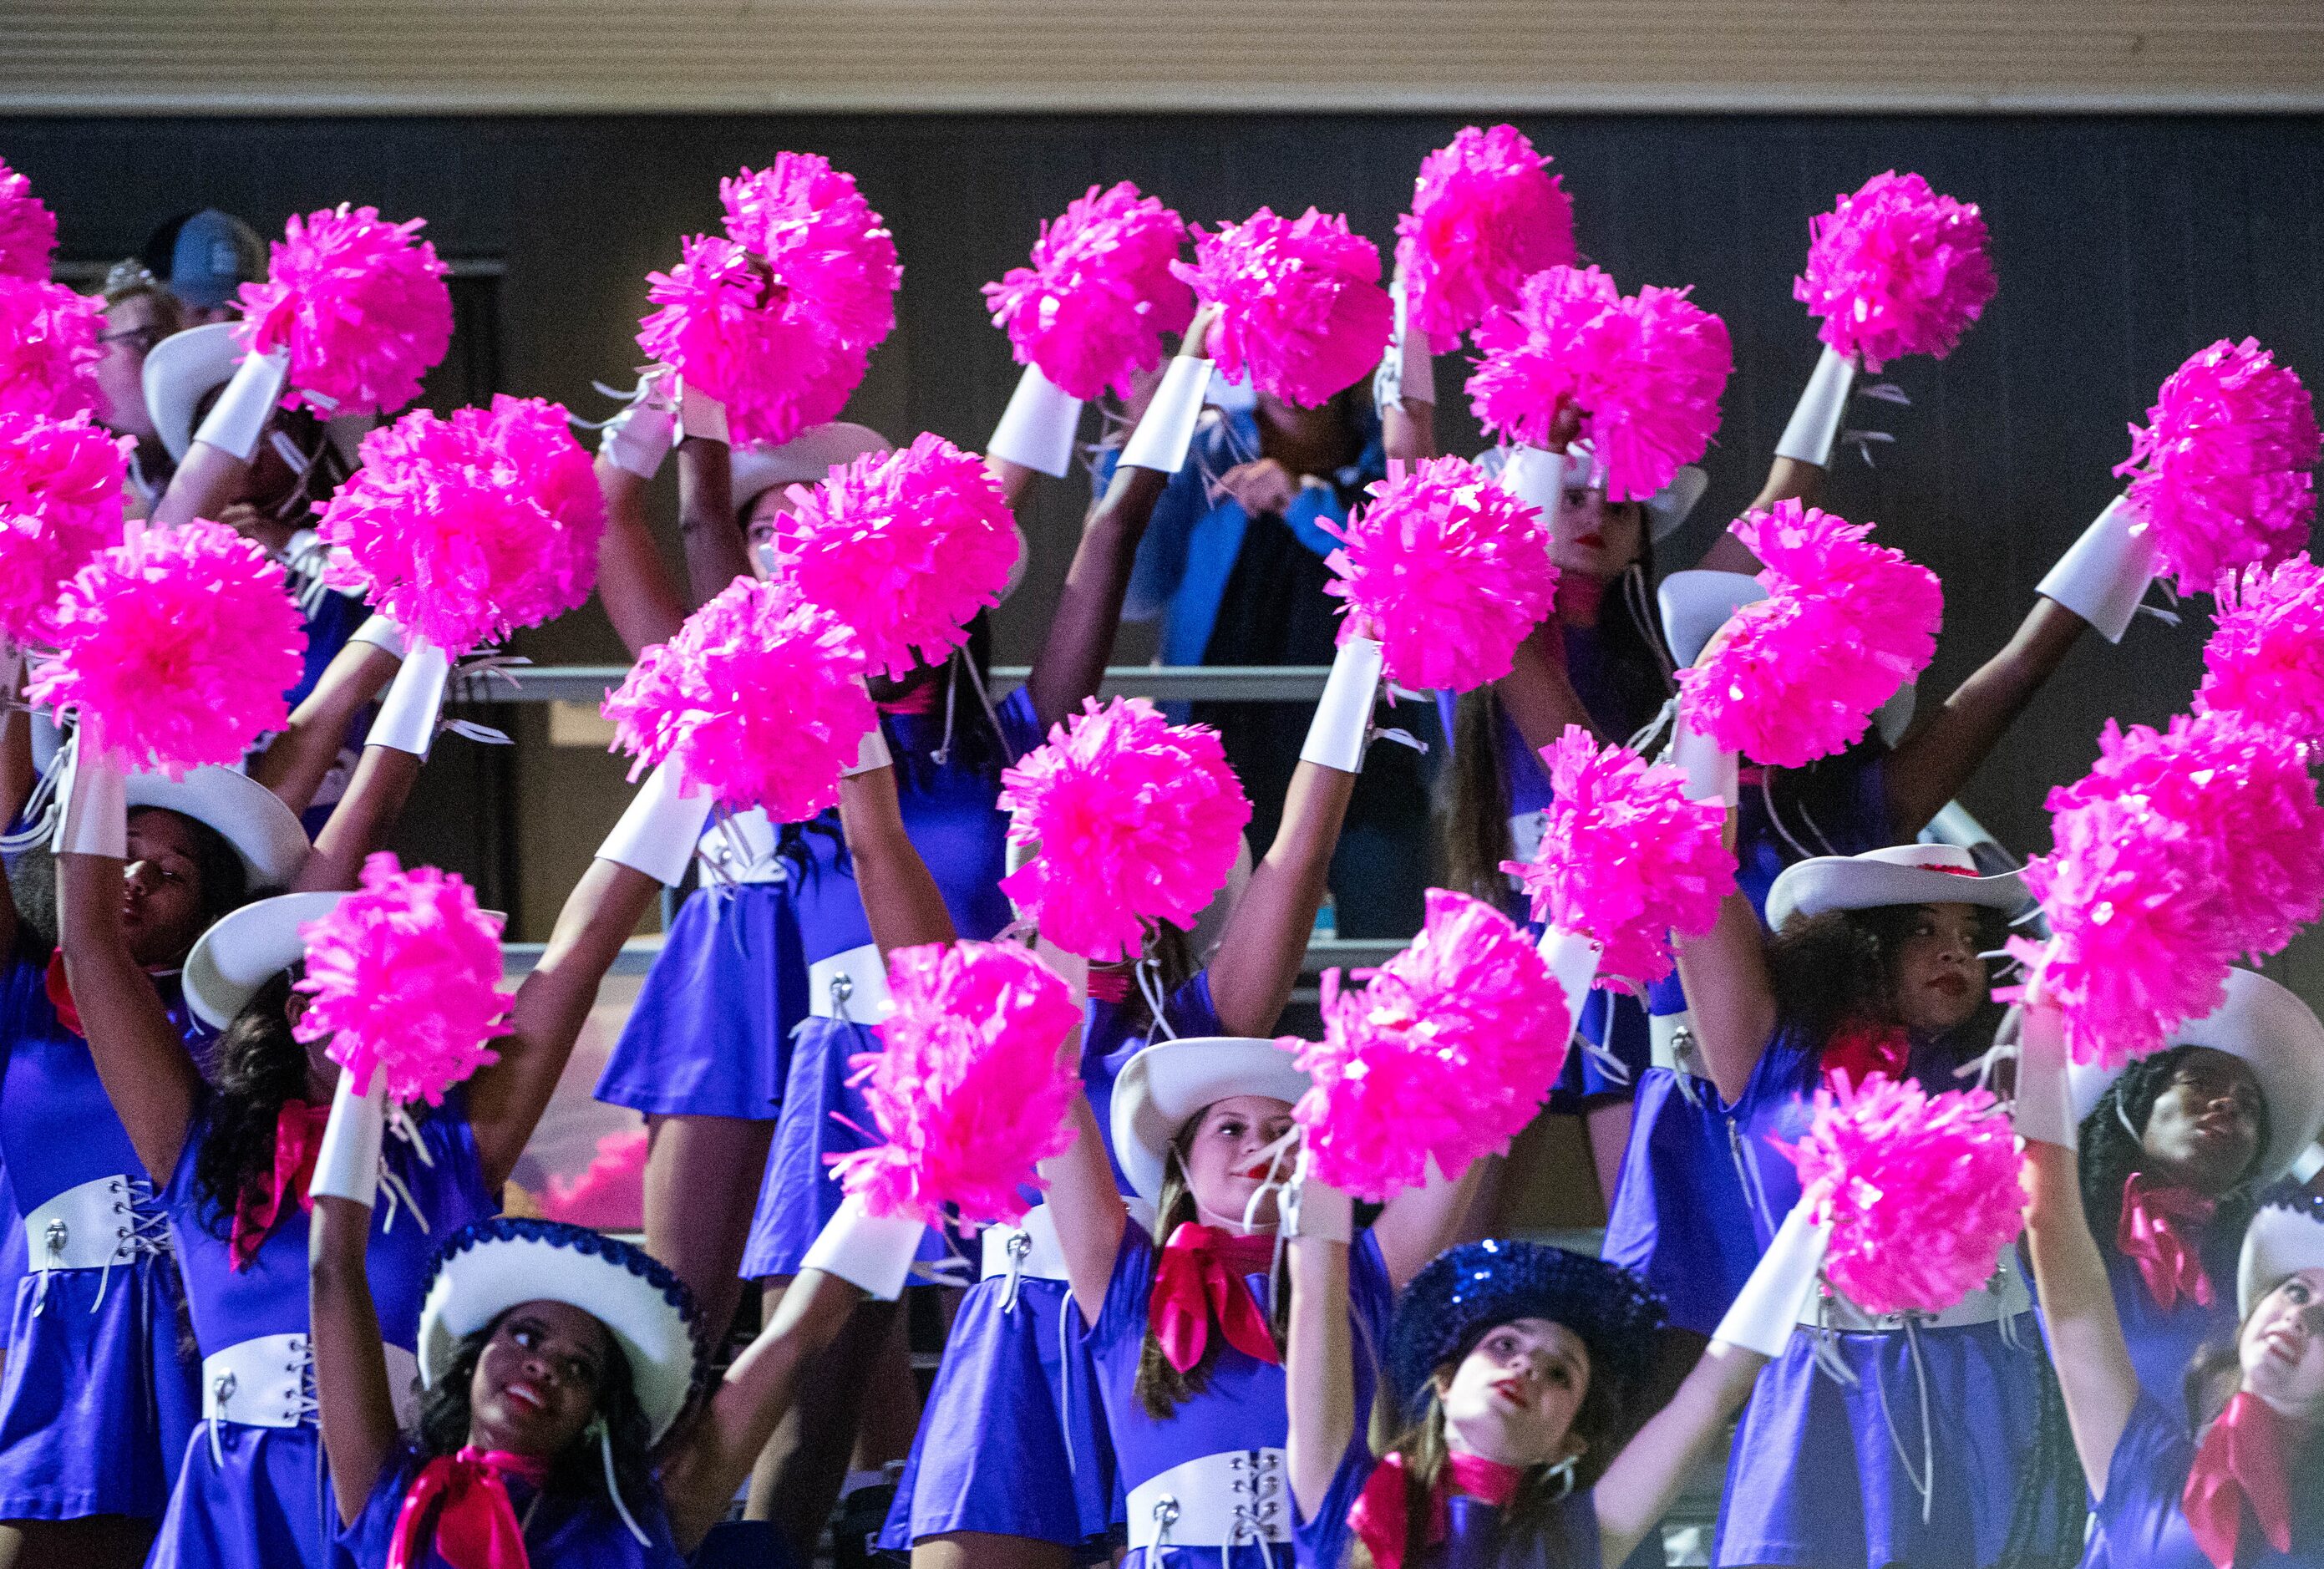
top-left (97, 324), bottom-right (167, 354)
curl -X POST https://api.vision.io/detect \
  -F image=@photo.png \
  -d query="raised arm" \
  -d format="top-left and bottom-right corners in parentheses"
top-left (310, 1181), bottom-right (400, 1526)
top-left (249, 624), bottom-right (403, 818)
top-left (1593, 1328), bottom-right (1768, 1564)
top-left (836, 757), bottom-right (960, 956)
top-left (1884, 598), bottom-right (2085, 835)
top-left (674, 405), bottom-right (752, 610)
top-left (288, 644), bottom-right (452, 894)
top-left (1205, 758), bottom-right (1357, 1038)
top-left (1285, 1226), bottom-right (1357, 1521)
top-left (1671, 880), bottom-right (1775, 1107)
top-left (1693, 454), bottom-right (1824, 576)
top-left (148, 441), bottom-right (254, 529)
top-left (1045, 1084), bottom-right (1129, 1327)
top-left (0, 662), bottom-right (29, 960)
top-left (1369, 1160), bottom-right (1484, 1290)
top-left (1491, 622), bottom-right (1601, 755)
top-left (595, 456), bottom-right (688, 657)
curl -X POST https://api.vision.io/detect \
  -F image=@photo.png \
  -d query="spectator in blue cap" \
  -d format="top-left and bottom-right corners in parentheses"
top-left (140, 207), bottom-right (267, 325)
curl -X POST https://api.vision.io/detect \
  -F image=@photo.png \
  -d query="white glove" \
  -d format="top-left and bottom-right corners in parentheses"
top-left (841, 720), bottom-right (893, 778)
top-left (597, 759), bottom-right (717, 886)
top-left (1671, 706), bottom-right (1738, 808)
top-left (309, 1067), bottom-right (387, 1209)
top-left (365, 638), bottom-right (449, 758)
top-left (801, 1193), bottom-right (926, 1300)
top-left (1537, 927), bottom-right (1604, 1046)
top-left (53, 722), bottom-right (127, 859)
top-left (2012, 997), bottom-right (2078, 1150)
top-left (1282, 1146), bottom-right (1352, 1242)
top-left (600, 368), bottom-right (680, 480)
top-left (2036, 496), bottom-right (2153, 644)
top-left (1496, 445), bottom-right (1566, 514)
top-left (1373, 277), bottom-right (1435, 417)
top-left (674, 378), bottom-right (729, 446)
top-left (1301, 636), bottom-right (1384, 773)
top-left (1120, 356), bottom-right (1210, 475)
top-left (1773, 345), bottom-right (1856, 469)
top-left (348, 614), bottom-right (408, 660)
top-left (1709, 1199), bottom-right (1829, 1360)
top-left (194, 348), bottom-right (292, 464)
top-left (987, 363), bottom-right (1084, 479)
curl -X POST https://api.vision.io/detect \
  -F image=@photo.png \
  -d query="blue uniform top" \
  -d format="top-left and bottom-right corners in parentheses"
top-left (1296, 1444), bottom-right (1606, 1569)
top-left (334, 1442), bottom-right (685, 1568)
top-left (2081, 1394), bottom-right (2324, 1569)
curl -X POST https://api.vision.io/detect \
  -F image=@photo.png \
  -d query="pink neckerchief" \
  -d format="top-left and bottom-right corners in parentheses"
top-left (1348, 1450), bottom-right (1527, 1569)
top-left (2118, 1171), bottom-right (2218, 1312)
top-left (1151, 1222), bottom-right (1280, 1373)
top-left (228, 1100), bottom-right (328, 1271)
top-left (2183, 1391), bottom-right (2295, 1569)
top-left (388, 1445), bottom-right (554, 1569)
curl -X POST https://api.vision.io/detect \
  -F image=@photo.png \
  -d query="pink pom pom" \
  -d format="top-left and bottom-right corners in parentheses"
top-left (1467, 265), bottom-right (1732, 502)
top-left (1292, 890), bottom-right (1569, 1201)
top-left (985, 182), bottom-right (1193, 402)
top-left (1175, 207), bottom-right (1393, 408)
top-left (1677, 500), bottom-right (1942, 767)
top-left (317, 395), bottom-right (604, 656)
top-left (0, 274), bottom-right (100, 421)
top-left (831, 941), bottom-right (1084, 1227)
top-left (26, 520), bottom-right (305, 777)
top-left (1396, 125), bottom-right (1576, 353)
top-left (236, 205), bottom-right (452, 418)
top-left (294, 852), bottom-right (508, 1105)
top-left (1502, 726), bottom-right (1735, 991)
top-left (540, 1128), bottom-right (648, 1229)
top-left (2197, 553), bottom-right (2324, 743)
top-left (0, 160), bottom-right (58, 280)
top-left (1794, 170), bottom-right (1996, 372)
top-left (718, 155), bottom-right (901, 354)
top-left (2115, 338), bottom-right (2319, 597)
top-left (1778, 1073), bottom-right (2023, 1317)
top-left (997, 698), bottom-right (1252, 963)
top-left (1322, 454), bottom-right (1556, 691)
top-left (0, 409), bottom-right (130, 645)
top-left (770, 433), bottom-right (1021, 679)
top-left (601, 576), bottom-right (874, 821)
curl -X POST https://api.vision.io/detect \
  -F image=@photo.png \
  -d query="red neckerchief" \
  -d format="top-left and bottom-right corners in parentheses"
top-left (229, 1100), bottom-right (330, 1271)
top-left (1348, 1451), bottom-right (1527, 1569)
top-left (2119, 1172), bottom-right (2218, 1312)
top-left (875, 683), bottom-right (939, 716)
top-left (1820, 1019), bottom-right (1910, 1086)
top-left (1085, 967), bottom-right (1132, 1004)
top-left (2183, 1391), bottom-right (2294, 1569)
top-left (388, 1445), bottom-right (553, 1569)
top-left (1151, 1223), bottom-right (1280, 1373)
top-left (43, 950), bottom-right (82, 1038)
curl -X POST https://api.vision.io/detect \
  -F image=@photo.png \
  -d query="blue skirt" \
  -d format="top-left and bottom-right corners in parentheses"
top-left (879, 1272), bottom-right (1116, 1555)
top-left (1601, 1066), bottom-right (1766, 1338)
top-left (1712, 1318), bottom-right (2045, 1569)
top-left (1545, 988), bottom-right (1649, 1112)
top-left (149, 1420), bottom-right (332, 1569)
top-left (595, 882), bottom-right (806, 1121)
top-left (0, 1259), bottom-right (199, 1521)
top-left (740, 1016), bottom-right (950, 1281)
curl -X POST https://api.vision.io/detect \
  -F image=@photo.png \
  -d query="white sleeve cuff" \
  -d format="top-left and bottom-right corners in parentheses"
top-left (308, 1068), bottom-right (387, 1209)
top-left (1710, 1200), bottom-right (1829, 1359)
top-left (840, 721), bottom-right (893, 778)
top-left (1672, 710), bottom-right (1738, 806)
top-left (1773, 345), bottom-right (1856, 469)
top-left (1120, 356), bottom-right (1210, 475)
top-left (675, 378), bottom-right (730, 445)
top-left (801, 1193), bottom-right (926, 1300)
top-left (987, 363), bottom-right (1084, 479)
top-left (365, 639), bottom-right (449, 757)
top-left (597, 759), bottom-right (716, 885)
top-left (2036, 496), bottom-right (2153, 644)
top-left (54, 724), bottom-right (128, 859)
top-left (193, 348), bottom-right (292, 464)
top-left (1301, 637), bottom-right (1383, 773)
top-left (2012, 998), bottom-right (2078, 1150)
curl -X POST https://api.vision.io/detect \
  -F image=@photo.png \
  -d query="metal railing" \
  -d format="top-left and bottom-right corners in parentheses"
top-left (456, 663), bottom-right (1336, 706)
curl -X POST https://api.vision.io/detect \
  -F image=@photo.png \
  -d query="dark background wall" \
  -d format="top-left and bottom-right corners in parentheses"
top-left (13, 112), bottom-right (2322, 962)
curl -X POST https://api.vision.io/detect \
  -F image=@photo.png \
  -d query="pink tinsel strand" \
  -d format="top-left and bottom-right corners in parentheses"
top-left (1793, 170), bottom-right (1996, 372)
top-left (770, 432), bottom-right (1021, 679)
top-left (1466, 264), bottom-right (1733, 503)
top-left (2196, 553), bottom-right (2324, 744)
top-left (236, 205), bottom-right (452, 418)
top-left (540, 1128), bottom-right (649, 1229)
top-left (0, 160), bottom-right (58, 281)
top-left (601, 576), bottom-right (874, 822)
top-left (1322, 454), bottom-right (1556, 691)
top-left (2116, 338), bottom-right (2319, 597)
top-left (1173, 207), bottom-right (1393, 409)
top-left (316, 395), bottom-right (603, 657)
top-left (1395, 124), bottom-right (1576, 353)
top-left (830, 941), bottom-right (1084, 1227)
top-left (0, 275), bottom-right (101, 421)
top-left (25, 520), bottom-right (305, 778)
top-left (997, 697), bottom-right (1252, 963)
top-left (1676, 500), bottom-right (1942, 767)
top-left (294, 851), bottom-right (509, 1107)
top-left (1502, 725), bottom-right (1734, 992)
top-left (0, 409), bottom-right (131, 645)
top-left (984, 182), bottom-right (1193, 402)
top-left (718, 155), bottom-right (901, 354)
top-left (1779, 1072), bottom-right (2023, 1318)
top-left (1292, 889), bottom-right (1569, 1201)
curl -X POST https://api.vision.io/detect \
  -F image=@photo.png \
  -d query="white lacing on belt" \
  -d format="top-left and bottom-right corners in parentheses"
top-left (696, 807), bottom-right (788, 886)
top-left (204, 1336), bottom-right (420, 1466)
top-left (27, 1174), bottom-right (172, 1314)
top-left (810, 943), bottom-right (895, 1024)
top-left (1129, 1449), bottom-right (1291, 1569)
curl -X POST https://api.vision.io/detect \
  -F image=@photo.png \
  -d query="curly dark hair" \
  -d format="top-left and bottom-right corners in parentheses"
top-left (2077, 1044), bottom-right (2270, 1247)
top-left (416, 1308), bottom-right (658, 1518)
top-left (8, 810), bottom-right (247, 964)
top-left (1765, 903), bottom-right (2010, 1050)
top-left (190, 967), bottom-right (312, 1239)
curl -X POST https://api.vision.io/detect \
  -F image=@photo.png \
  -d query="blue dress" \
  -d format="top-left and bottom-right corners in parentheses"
top-left (332, 1441), bottom-right (685, 1568)
top-left (0, 949), bottom-right (202, 1521)
top-left (148, 1089), bottom-right (493, 1569)
top-left (740, 688), bottom-right (1045, 1281)
top-left (1296, 1445), bottom-right (1606, 1569)
top-left (1709, 1024), bottom-right (2047, 1569)
top-left (1600, 752), bottom-right (1892, 1336)
top-left (875, 972), bottom-right (1224, 1557)
top-left (2081, 1393), bottom-right (2324, 1568)
top-left (1088, 1224), bottom-right (1395, 1569)
top-left (2104, 1230), bottom-right (2242, 1419)
top-left (0, 1162), bottom-right (21, 1354)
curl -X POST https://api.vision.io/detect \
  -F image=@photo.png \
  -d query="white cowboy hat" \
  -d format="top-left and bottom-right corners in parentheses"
top-left (2066, 967), bottom-right (2324, 1188)
top-left (126, 765), bottom-right (309, 891)
top-left (1763, 843), bottom-right (2027, 934)
top-left (1658, 568), bottom-right (1916, 747)
top-left (1110, 1036), bottom-right (1312, 1206)
top-left (419, 1217), bottom-right (704, 1445)
top-left (1475, 443), bottom-right (1707, 543)
top-left (141, 321), bottom-right (243, 464)
top-left (180, 890), bottom-right (348, 1032)
top-left (2239, 1196), bottom-right (2324, 1319)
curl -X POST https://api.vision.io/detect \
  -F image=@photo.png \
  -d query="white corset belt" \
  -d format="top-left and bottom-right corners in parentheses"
top-left (1127, 1448), bottom-right (1292, 1555)
top-left (809, 942), bottom-right (895, 1023)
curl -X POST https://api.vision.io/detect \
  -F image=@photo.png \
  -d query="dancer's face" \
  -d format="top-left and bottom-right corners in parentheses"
top-left (121, 808), bottom-right (210, 967)
top-left (1438, 1317), bottom-right (1591, 1469)
top-left (745, 487), bottom-right (794, 583)
top-left (1550, 483), bottom-right (1643, 580)
top-left (2240, 1267), bottom-right (2324, 1419)
top-left (1887, 902), bottom-right (1987, 1036)
top-left (1178, 1095), bottom-right (1296, 1232)
top-left (469, 1300), bottom-right (614, 1457)
top-left (2139, 1048), bottom-right (2265, 1197)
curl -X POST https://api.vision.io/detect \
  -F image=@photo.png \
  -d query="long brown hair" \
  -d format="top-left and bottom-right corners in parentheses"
top-left (1132, 1115), bottom-right (1290, 1420)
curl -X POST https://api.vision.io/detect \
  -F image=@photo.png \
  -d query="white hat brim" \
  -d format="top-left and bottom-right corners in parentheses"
top-left (1763, 856), bottom-right (2027, 934)
top-left (1658, 570), bottom-right (1765, 669)
top-left (419, 1226), bottom-right (699, 1445)
top-left (181, 890), bottom-right (347, 1033)
top-left (730, 423), bottom-right (895, 510)
top-left (2239, 1201), bottom-right (2324, 1319)
top-left (2067, 967), bottom-right (2324, 1185)
top-left (1642, 465), bottom-right (1710, 541)
top-left (141, 322), bottom-right (244, 464)
top-left (127, 766), bottom-right (310, 891)
top-left (1109, 1036), bottom-right (1312, 1206)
